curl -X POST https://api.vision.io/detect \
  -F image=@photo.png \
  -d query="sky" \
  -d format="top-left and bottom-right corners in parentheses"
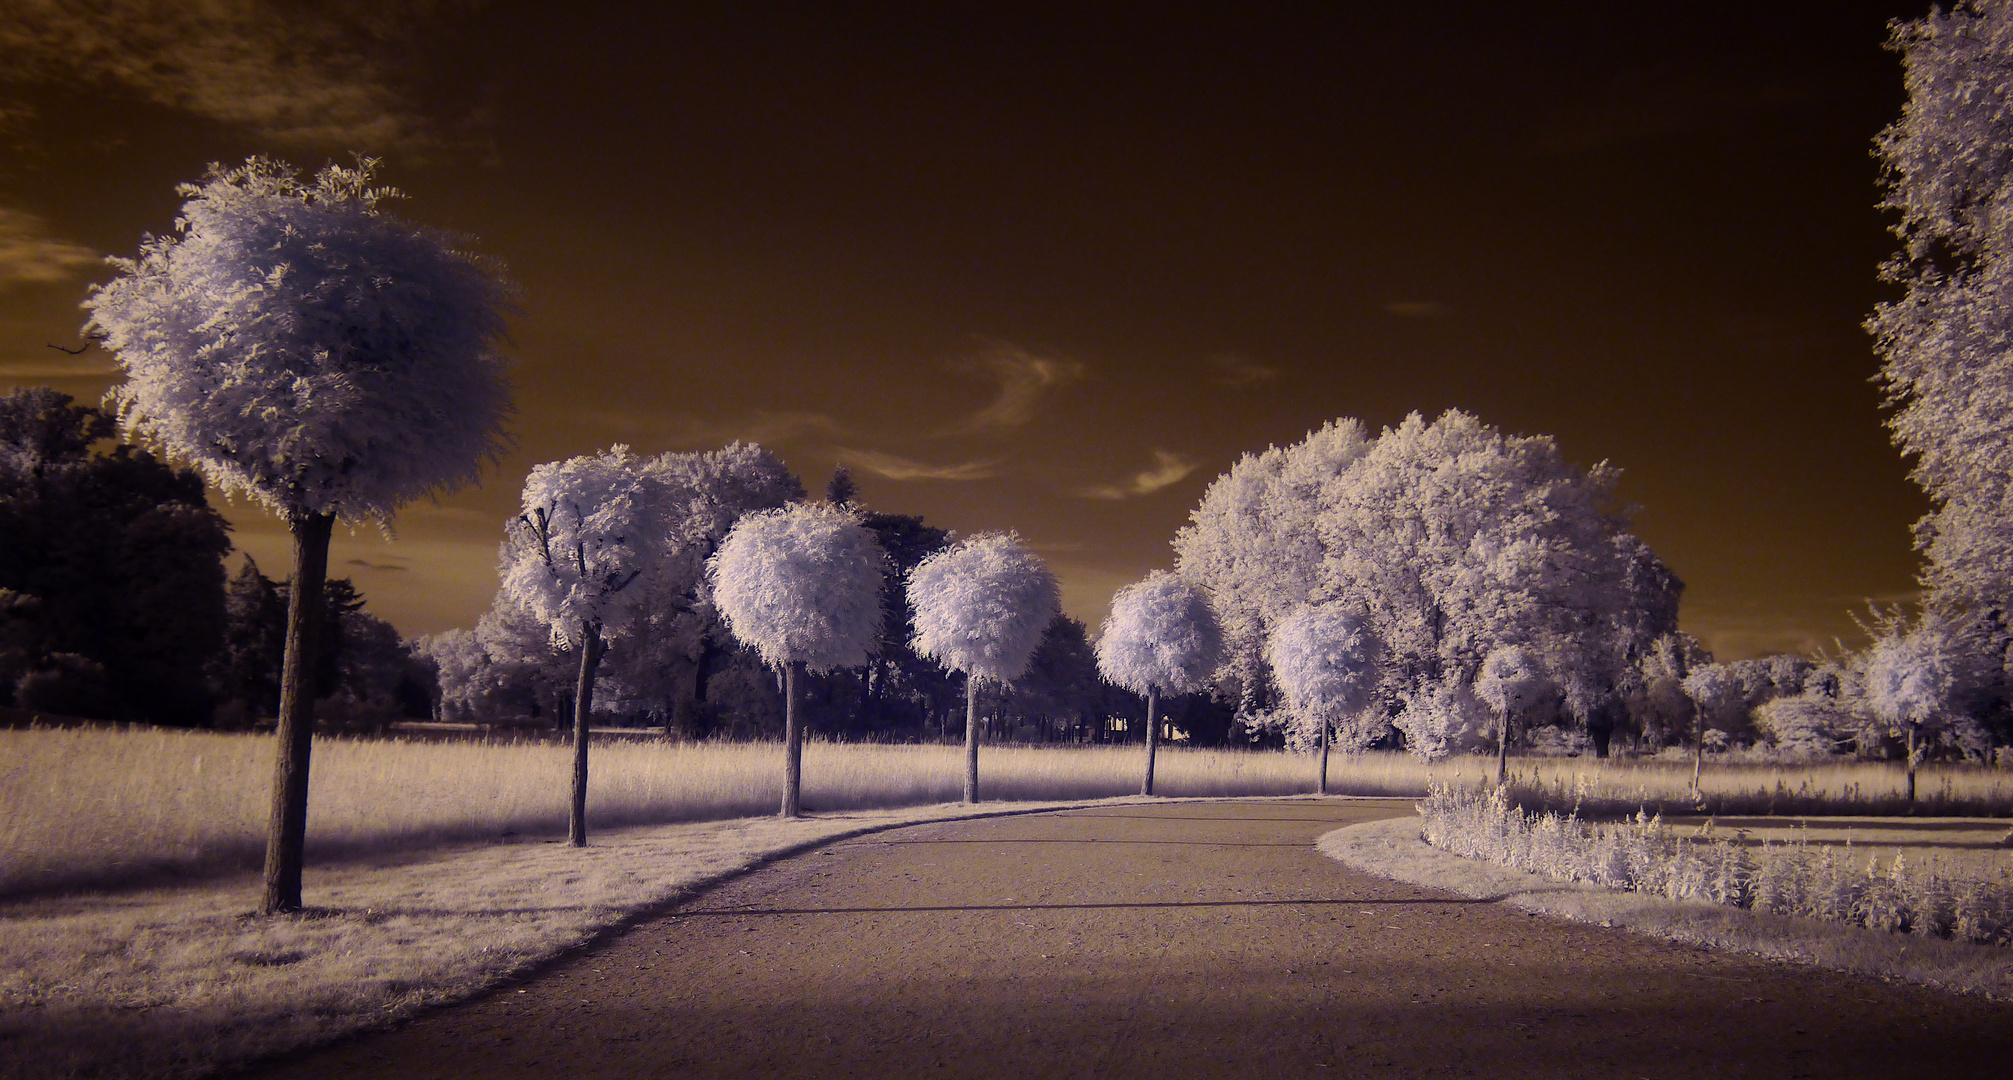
top-left (0, 1), bottom-right (1945, 660)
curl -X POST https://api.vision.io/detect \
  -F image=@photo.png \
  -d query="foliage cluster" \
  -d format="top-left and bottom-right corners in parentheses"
top-left (1420, 782), bottom-right (2013, 946)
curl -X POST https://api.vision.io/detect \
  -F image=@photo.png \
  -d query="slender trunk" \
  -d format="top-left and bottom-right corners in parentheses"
top-left (782, 661), bottom-right (804, 818)
top-left (261, 511), bottom-right (335, 915)
top-left (1691, 712), bottom-right (1705, 797)
top-left (1494, 708), bottom-right (1510, 788)
top-left (1141, 688), bottom-right (1159, 796)
top-left (964, 675), bottom-right (980, 804)
top-left (569, 621), bottom-right (604, 847)
top-left (1319, 709), bottom-right (1331, 795)
top-left (1905, 723), bottom-right (1919, 809)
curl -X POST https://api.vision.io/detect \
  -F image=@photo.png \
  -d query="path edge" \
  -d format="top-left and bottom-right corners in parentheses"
top-left (1317, 815), bottom-right (2013, 1002)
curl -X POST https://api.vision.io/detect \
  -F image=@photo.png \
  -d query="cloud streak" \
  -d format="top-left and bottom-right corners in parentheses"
top-left (837, 447), bottom-right (1000, 482)
top-left (1211, 353), bottom-right (1279, 386)
top-left (0, 209), bottom-right (98, 287)
top-left (0, 0), bottom-right (448, 149)
top-left (1076, 450), bottom-right (1198, 500)
top-left (948, 343), bottom-right (1085, 433)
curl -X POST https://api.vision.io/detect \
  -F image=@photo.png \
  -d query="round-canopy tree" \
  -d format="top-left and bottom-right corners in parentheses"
top-left (1095, 570), bottom-right (1221, 795)
top-left (1265, 607), bottom-right (1380, 794)
top-left (709, 502), bottom-right (886, 817)
top-left (1476, 645), bottom-right (1543, 787)
top-left (1862, 618), bottom-right (1960, 806)
top-left (84, 157), bottom-right (513, 914)
top-left (499, 446), bottom-right (665, 845)
top-left (1679, 663), bottom-right (1741, 797)
top-left (908, 531), bottom-right (1060, 802)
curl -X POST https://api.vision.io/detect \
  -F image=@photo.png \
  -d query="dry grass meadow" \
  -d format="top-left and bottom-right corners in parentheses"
top-left (7, 725), bottom-right (2013, 900)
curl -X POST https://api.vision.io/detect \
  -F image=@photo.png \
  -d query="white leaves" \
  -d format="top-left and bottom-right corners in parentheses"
top-left (1475, 645), bottom-right (1541, 715)
top-left (1094, 570), bottom-right (1222, 696)
top-left (1862, 619), bottom-right (1959, 730)
top-left (708, 502), bottom-right (887, 673)
top-left (907, 531), bottom-right (1060, 683)
top-left (499, 445), bottom-right (662, 645)
top-left (83, 157), bottom-right (514, 525)
top-left (1266, 607), bottom-right (1379, 716)
top-left (1870, 3), bottom-right (2013, 614)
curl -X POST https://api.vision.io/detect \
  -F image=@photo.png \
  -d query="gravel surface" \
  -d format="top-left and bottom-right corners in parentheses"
top-left (232, 798), bottom-right (2013, 1079)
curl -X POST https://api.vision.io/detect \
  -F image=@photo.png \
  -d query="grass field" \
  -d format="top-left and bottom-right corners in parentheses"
top-left (5, 725), bottom-right (2011, 899)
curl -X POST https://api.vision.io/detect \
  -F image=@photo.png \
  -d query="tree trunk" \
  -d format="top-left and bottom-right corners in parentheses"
top-left (1495, 708), bottom-right (1510, 788)
top-left (1141, 688), bottom-right (1159, 796)
top-left (569, 621), bottom-right (604, 847)
top-left (1692, 712), bottom-right (1706, 798)
top-left (782, 661), bottom-right (804, 818)
top-left (964, 675), bottom-right (980, 804)
top-left (1319, 709), bottom-right (1331, 795)
top-left (260, 510), bottom-right (335, 915)
top-left (1905, 723), bottom-right (1919, 809)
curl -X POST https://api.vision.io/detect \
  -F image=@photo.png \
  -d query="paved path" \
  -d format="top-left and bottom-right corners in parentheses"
top-left (241, 799), bottom-right (2013, 1078)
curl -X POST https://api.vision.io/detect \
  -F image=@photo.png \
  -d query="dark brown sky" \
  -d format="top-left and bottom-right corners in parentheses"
top-left (0, 1), bottom-right (1940, 659)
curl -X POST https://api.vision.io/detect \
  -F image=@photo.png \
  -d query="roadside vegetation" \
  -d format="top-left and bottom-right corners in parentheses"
top-left (1418, 783), bottom-right (2013, 946)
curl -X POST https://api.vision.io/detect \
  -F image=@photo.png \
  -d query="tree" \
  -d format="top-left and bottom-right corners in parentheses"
top-left (1871, 1), bottom-right (2013, 619)
top-left (0, 387), bottom-right (231, 726)
top-left (908, 531), bottom-right (1060, 802)
top-left (1680, 664), bottom-right (1742, 797)
top-left (1095, 570), bottom-right (1222, 795)
top-left (499, 446), bottom-right (664, 846)
top-left (1172, 420), bottom-right (1372, 713)
top-left (84, 157), bottom-right (512, 913)
top-left (1175, 411), bottom-right (1679, 760)
top-left (1863, 615), bottom-right (1970, 805)
top-left (709, 503), bottom-right (886, 817)
top-left (1476, 646), bottom-right (1542, 787)
top-left (1266, 607), bottom-right (1380, 794)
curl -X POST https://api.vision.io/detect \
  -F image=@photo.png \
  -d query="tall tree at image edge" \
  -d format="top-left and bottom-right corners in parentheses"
top-left (83, 157), bottom-right (515, 913)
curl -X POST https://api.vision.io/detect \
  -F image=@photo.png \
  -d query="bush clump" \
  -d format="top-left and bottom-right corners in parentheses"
top-left (1419, 782), bottom-right (2013, 946)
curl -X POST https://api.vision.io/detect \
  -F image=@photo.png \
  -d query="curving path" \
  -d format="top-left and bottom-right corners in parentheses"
top-left (239, 799), bottom-right (2013, 1078)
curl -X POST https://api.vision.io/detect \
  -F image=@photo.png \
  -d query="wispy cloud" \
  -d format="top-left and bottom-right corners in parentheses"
top-left (595, 409), bottom-right (850, 448)
top-left (1076, 450), bottom-right (1198, 500)
top-left (1211, 353), bottom-right (1278, 386)
top-left (0, 1), bottom-right (455, 149)
top-left (837, 447), bottom-right (1000, 482)
top-left (1384, 300), bottom-right (1451, 319)
top-left (0, 209), bottom-right (98, 287)
top-left (947, 343), bottom-right (1085, 433)
top-left (345, 558), bottom-right (409, 572)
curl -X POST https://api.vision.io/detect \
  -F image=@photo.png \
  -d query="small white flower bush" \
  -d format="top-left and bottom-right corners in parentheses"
top-left (1419, 783), bottom-right (2013, 946)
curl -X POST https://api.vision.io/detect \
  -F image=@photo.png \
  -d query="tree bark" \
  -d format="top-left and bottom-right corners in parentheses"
top-left (1319, 709), bottom-right (1331, 795)
top-left (782, 661), bottom-right (804, 818)
top-left (964, 675), bottom-right (980, 804)
top-left (1905, 723), bottom-right (1919, 808)
top-left (261, 510), bottom-right (335, 915)
top-left (569, 621), bottom-right (604, 847)
top-left (1492, 706), bottom-right (1513, 788)
top-left (1141, 688), bottom-right (1159, 796)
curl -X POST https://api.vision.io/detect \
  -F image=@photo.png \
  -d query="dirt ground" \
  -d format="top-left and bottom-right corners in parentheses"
top-left (231, 799), bottom-right (2013, 1079)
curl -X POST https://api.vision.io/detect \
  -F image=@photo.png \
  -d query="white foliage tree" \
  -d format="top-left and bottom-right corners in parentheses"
top-left (1176, 411), bottom-right (1677, 757)
top-left (499, 446), bottom-right (663, 846)
top-left (1094, 570), bottom-right (1222, 795)
top-left (1476, 645), bottom-right (1542, 786)
top-left (1172, 420), bottom-right (1372, 713)
top-left (1863, 617), bottom-right (1967, 806)
top-left (1266, 607), bottom-right (1381, 794)
top-left (82, 157), bottom-right (513, 914)
top-left (1871, 1), bottom-right (2013, 618)
top-left (908, 531), bottom-right (1060, 802)
top-left (709, 502), bottom-right (887, 817)
top-left (1680, 663), bottom-right (1742, 796)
